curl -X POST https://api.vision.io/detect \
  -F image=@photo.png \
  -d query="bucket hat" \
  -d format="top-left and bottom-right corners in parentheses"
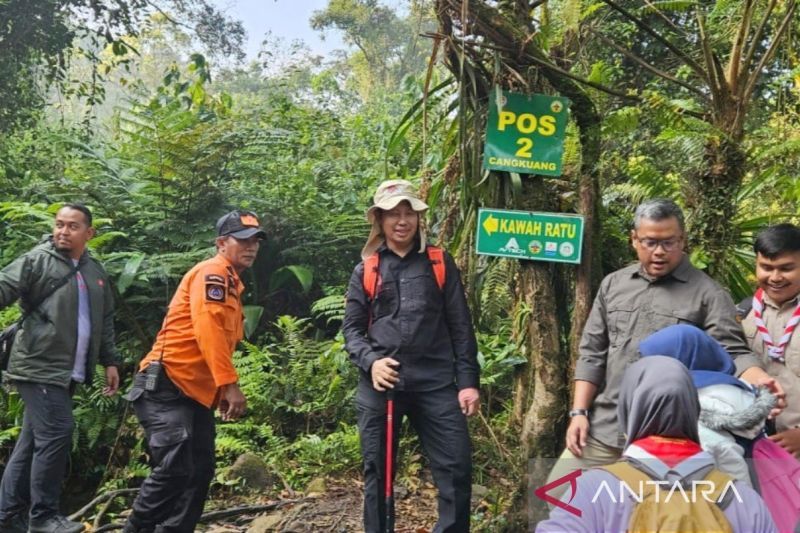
top-left (361, 180), bottom-right (428, 259)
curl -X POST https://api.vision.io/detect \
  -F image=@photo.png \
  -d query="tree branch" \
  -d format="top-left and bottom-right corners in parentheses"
top-left (696, 13), bottom-right (726, 103)
top-left (422, 36), bottom-right (442, 168)
top-left (68, 489), bottom-right (139, 521)
top-left (599, 0), bottom-right (709, 83)
top-left (743, 1), bottom-right (797, 102)
top-left (589, 29), bottom-right (706, 98)
top-left (468, 39), bottom-right (637, 100)
top-left (197, 499), bottom-right (309, 522)
top-left (642, 0), bottom-right (688, 37)
top-left (726, 0), bottom-right (756, 93)
top-left (738, 0), bottom-right (778, 94)
top-left (91, 499), bottom-right (310, 532)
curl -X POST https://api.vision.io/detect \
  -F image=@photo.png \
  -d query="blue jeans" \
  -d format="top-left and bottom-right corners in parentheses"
top-left (0, 381), bottom-right (74, 521)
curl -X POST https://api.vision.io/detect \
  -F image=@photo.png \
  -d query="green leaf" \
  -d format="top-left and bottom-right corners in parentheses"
top-left (269, 265), bottom-right (313, 294)
top-left (689, 248), bottom-right (709, 270)
top-left (117, 253), bottom-right (145, 295)
top-left (602, 106), bottom-right (641, 136)
top-left (88, 231), bottom-right (127, 250)
top-left (643, 0), bottom-right (699, 12)
top-left (242, 305), bottom-right (264, 339)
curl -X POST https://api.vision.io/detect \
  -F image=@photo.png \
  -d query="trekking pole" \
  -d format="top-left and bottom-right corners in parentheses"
top-left (385, 388), bottom-right (396, 533)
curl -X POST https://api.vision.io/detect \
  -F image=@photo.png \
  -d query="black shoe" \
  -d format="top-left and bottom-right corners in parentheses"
top-left (27, 514), bottom-right (85, 533)
top-left (0, 512), bottom-right (28, 533)
top-left (122, 517), bottom-right (154, 533)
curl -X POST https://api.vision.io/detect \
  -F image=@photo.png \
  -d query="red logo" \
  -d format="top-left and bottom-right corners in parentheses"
top-left (97, 279), bottom-right (104, 287)
top-left (533, 469), bottom-right (582, 517)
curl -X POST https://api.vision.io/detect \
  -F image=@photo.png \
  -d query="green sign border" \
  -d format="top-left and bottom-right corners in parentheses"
top-left (475, 208), bottom-right (584, 265)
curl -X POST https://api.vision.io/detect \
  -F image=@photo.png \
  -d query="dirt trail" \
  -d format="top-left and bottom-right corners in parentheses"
top-left (199, 479), bottom-right (438, 532)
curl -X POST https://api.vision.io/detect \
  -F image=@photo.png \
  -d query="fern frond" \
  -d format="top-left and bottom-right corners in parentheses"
top-left (311, 294), bottom-right (346, 326)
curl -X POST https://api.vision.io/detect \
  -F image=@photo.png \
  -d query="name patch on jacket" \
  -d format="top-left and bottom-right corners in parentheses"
top-left (206, 283), bottom-right (226, 302)
top-left (205, 274), bottom-right (225, 284)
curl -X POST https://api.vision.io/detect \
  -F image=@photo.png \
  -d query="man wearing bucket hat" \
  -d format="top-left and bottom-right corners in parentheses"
top-left (123, 210), bottom-right (266, 533)
top-left (343, 180), bottom-right (480, 532)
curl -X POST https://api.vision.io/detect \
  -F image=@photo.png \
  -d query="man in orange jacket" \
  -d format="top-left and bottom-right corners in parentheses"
top-left (123, 210), bottom-right (265, 533)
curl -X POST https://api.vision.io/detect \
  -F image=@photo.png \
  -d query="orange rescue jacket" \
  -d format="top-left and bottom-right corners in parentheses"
top-left (139, 254), bottom-right (244, 408)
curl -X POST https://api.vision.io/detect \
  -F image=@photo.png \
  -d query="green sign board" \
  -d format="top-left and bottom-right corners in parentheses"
top-left (476, 208), bottom-right (584, 264)
top-left (483, 88), bottom-right (570, 176)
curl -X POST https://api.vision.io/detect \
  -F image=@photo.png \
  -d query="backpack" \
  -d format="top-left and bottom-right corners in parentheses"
top-left (600, 461), bottom-right (734, 533)
top-left (751, 437), bottom-right (800, 532)
top-left (362, 246), bottom-right (446, 300)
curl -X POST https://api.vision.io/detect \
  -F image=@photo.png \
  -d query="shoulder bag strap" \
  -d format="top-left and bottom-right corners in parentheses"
top-left (19, 262), bottom-right (81, 325)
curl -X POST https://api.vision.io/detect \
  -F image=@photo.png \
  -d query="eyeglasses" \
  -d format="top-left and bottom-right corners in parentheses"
top-left (635, 236), bottom-right (682, 252)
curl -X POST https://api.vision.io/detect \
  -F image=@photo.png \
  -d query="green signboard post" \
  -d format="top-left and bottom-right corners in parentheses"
top-left (483, 88), bottom-right (569, 176)
top-left (476, 208), bottom-right (584, 264)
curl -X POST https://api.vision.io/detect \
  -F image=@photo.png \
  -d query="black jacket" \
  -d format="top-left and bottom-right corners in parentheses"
top-left (343, 244), bottom-right (479, 394)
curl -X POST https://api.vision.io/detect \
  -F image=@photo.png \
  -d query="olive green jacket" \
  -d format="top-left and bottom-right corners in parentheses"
top-left (0, 237), bottom-right (121, 388)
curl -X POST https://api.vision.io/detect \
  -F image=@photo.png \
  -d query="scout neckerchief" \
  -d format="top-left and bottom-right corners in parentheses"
top-left (752, 287), bottom-right (800, 363)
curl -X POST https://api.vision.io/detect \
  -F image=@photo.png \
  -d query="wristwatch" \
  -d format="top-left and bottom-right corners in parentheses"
top-left (568, 408), bottom-right (589, 417)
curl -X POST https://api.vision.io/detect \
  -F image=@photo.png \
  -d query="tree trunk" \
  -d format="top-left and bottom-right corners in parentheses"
top-left (517, 262), bottom-right (565, 457)
top-left (435, 0), bottom-right (602, 524)
top-left (512, 178), bottom-right (569, 459)
top-left (683, 136), bottom-right (746, 276)
top-left (568, 95), bottom-right (602, 364)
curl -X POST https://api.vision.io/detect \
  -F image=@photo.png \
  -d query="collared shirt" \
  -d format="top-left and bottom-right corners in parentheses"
top-left (742, 294), bottom-right (800, 432)
top-left (139, 254), bottom-right (244, 408)
top-left (576, 256), bottom-right (760, 447)
top-left (343, 244), bottom-right (479, 395)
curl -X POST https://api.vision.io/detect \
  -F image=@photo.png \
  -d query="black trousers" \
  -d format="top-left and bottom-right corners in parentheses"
top-left (356, 384), bottom-right (472, 533)
top-left (0, 381), bottom-right (74, 522)
top-left (126, 372), bottom-right (215, 533)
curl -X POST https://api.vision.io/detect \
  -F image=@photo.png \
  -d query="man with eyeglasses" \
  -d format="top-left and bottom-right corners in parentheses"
top-left (543, 198), bottom-right (784, 488)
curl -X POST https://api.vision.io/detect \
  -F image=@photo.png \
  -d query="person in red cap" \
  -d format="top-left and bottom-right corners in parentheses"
top-left (123, 210), bottom-right (265, 533)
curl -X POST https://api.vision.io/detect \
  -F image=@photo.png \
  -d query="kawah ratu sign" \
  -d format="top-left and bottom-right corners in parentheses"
top-left (476, 208), bottom-right (584, 264)
top-left (483, 88), bottom-right (569, 176)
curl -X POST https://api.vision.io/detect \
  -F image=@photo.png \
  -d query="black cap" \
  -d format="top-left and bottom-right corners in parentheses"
top-left (216, 210), bottom-right (267, 240)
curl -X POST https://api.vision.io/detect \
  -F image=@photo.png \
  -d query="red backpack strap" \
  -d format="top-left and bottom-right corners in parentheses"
top-left (362, 253), bottom-right (381, 301)
top-left (426, 246), bottom-right (446, 291)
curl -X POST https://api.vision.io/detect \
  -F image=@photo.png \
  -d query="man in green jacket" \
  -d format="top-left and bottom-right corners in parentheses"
top-left (0, 204), bottom-right (121, 533)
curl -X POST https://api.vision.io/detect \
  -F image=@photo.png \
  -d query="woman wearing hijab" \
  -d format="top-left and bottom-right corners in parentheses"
top-left (640, 324), bottom-right (800, 531)
top-left (640, 324), bottom-right (775, 484)
top-left (536, 356), bottom-right (775, 532)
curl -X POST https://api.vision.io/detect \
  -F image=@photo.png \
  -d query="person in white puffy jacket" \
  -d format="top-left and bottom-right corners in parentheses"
top-left (639, 324), bottom-right (776, 484)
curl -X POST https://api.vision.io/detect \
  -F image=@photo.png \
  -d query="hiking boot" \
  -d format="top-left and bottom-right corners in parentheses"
top-left (27, 514), bottom-right (85, 533)
top-left (0, 512), bottom-right (28, 533)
